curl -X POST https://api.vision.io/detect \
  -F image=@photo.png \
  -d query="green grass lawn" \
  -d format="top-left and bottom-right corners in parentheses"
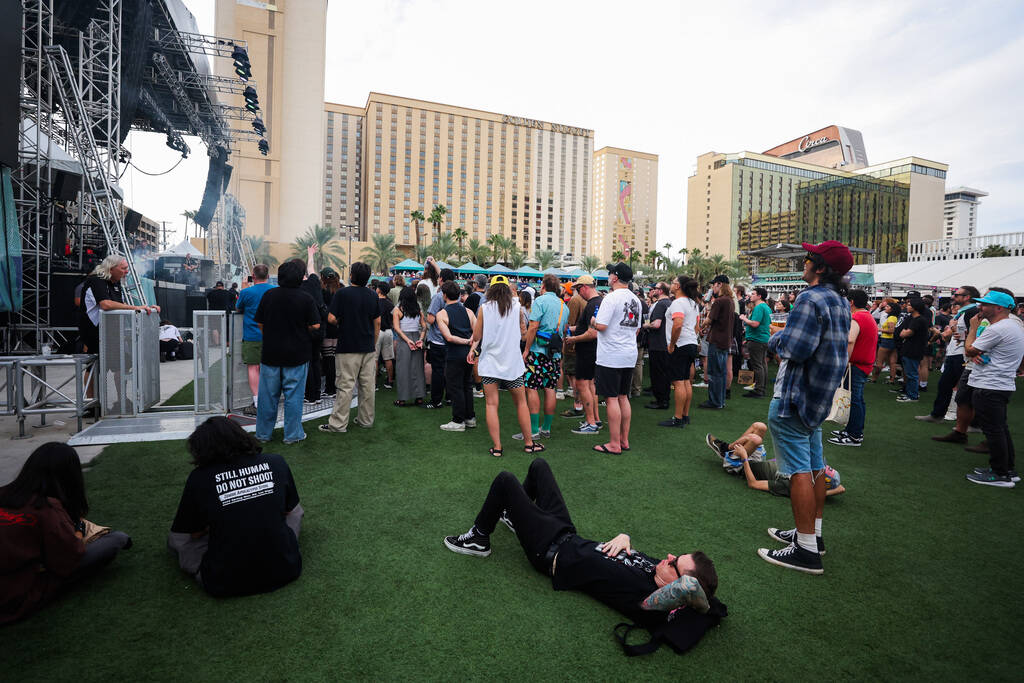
top-left (7, 376), bottom-right (1024, 681)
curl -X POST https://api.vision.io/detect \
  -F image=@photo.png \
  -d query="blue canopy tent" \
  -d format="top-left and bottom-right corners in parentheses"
top-left (564, 267), bottom-right (589, 278)
top-left (434, 260), bottom-right (457, 272)
top-left (515, 265), bottom-right (543, 278)
top-left (591, 269), bottom-right (609, 281)
top-left (456, 262), bottom-right (488, 275)
top-left (487, 263), bottom-right (514, 274)
top-left (391, 258), bottom-right (423, 272)
top-left (541, 267), bottom-right (570, 280)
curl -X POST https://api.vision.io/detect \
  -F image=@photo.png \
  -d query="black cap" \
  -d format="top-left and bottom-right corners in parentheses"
top-left (711, 274), bottom-right (730, 284)
top-left (215, 280), bottom-right (224, 287)
top-left (320, 266), bottom-right (338, 279)
top-left (608, 262), bottom-right (633, 282)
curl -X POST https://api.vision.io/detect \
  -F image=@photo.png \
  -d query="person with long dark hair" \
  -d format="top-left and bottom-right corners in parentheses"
top-left (660, 275), bottom-right (701, 428)
top-left (168, 416), bottom-right (303, 597)
top-left (0, 443), bottom-right (131, 624)
top-left (320, 268), bottom-right (342, 396)
top-left (392, 286), bottom-right (426, 406)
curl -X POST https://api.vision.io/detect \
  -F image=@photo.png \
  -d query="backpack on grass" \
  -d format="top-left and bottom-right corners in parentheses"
top-left (613, 596), bottom-right (727, 656)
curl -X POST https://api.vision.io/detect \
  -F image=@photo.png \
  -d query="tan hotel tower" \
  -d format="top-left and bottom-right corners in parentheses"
top-left (592, 147), bottom-right (658, 262)
top-left (215, 0), bottom-right (327, 245)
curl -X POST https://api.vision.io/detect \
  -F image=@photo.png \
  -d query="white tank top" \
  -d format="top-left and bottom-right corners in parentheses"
top-left (479, 300), bottom-right (526, 381)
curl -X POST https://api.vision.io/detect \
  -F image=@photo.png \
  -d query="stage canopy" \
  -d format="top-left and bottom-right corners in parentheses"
top-left (391, 259), bottom-right (423, 272)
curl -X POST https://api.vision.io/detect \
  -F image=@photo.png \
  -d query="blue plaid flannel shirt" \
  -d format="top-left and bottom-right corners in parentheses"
top-left (768, 284), bottom-right (851, 428)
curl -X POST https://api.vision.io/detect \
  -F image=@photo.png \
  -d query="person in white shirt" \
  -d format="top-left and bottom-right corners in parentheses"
top-left (962, 289), bottom-right (1024, 487)
top-left (159, 320), bottom-right (183, 361)
top-left (659, 275), bottom-right (701, 429)
top-left (591, 263), bottom-right (640, 454)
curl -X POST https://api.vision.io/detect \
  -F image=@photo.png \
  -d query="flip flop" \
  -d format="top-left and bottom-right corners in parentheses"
top-left (524, 442), bottom-right (546, 453)
top-left (621, 446), bottom-right (630, 451)
top-left (489, 447), bottom-right (503, 458)
top-left (592, 444), bottom-right (621, 454)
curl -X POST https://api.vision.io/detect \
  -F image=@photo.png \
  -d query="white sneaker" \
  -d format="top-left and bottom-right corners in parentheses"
top-left (473, 390), bottom-right (484, 398)
top-left (440, 421), bottom-right (466, 432)
top-left (556, 390), bottom-right (565, 400)
top-left (565, 387), bottom-right (574, 397)
top-left (693, 381), bottom-right (708, 388)
top-left (742, 384), bottom-right (756, 391)
top-left (464, 417), bottom-right (477, 428)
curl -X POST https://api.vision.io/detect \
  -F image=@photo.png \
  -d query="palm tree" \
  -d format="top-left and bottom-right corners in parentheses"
top-left (361, 233), bottom-right (402, 274)
top-left (245, 235), bottom-right (279, 268)
top-left (981, 244), bottom-right (1010, 258)
top-left (181, 209), bottom-right (198, 240)
top-left (428, 233), bottom-right (458, 262)
top-left (452, 228), bottom-right (468, 260)
top-left (466, 238), bottom-right (491, 266)
top-left (580, 254), bottom-right (602, 273)
top-left (677, 246), bottom-right (689, 265)
top-left (644, 249), bottom-right (661, 270)
top-left (611, 249), bottom-right (626, 263)
top-left (409, 210), bottom-right (425, 253)
top-left (292, 224), bottom-right (345, 272)
top-left (488, 234), bottom-right (511, 264)
top-left (536, 249), bottom-right (557, 270)
top-left (413, 244), bottom-right (430, 263)
top-left (428, 204), bottom-right (448, 238)
top-left (508, 244), bottom-right (526, 270)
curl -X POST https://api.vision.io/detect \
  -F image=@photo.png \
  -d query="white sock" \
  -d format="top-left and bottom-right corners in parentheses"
top-left (252, 395), bottom-right (258, 407)
top-left (797, 532), bottom-right (818, 553)
top-left (814, 518), bottom-right (822, 537)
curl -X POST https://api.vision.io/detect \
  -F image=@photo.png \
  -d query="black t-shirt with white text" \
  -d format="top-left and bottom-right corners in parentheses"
top-left (253, 287), bottom-right (320, 367)
top-left (170, 452), bottom-right (301, 597)
top-left (330, 286), bottom-right (380, 353)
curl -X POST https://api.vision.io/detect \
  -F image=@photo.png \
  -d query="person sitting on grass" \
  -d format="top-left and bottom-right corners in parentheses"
top-left (704, 423), bottom-right (845, 498)
top-left (443, 458), bottom-right (718, 626)
top-left (0, 443), bottom-right (132, 625)
top-left (168, 417), bottom-right (303, 597)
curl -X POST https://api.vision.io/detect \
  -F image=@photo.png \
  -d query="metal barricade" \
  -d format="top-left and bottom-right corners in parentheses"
top-left (0, 358), bottom-right (17, 416)
top-left (13, 354), bottom-right (98, 435)
top-left (194, 310), bottom-right (227, 413)
top-left (98, 310), bottom-right (161, 417)
top-left (228, 312), bottom-right (250, 413)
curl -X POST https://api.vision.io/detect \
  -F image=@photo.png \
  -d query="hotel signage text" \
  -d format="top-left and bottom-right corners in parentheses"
top-left (502, 115), bottom-right (591, 137)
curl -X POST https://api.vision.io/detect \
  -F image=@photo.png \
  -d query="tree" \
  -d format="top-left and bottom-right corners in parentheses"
top-left (181, 210), bottom-right (198, 240)
top-left (245, 235), bottom-right (279, 268)
top-left (452, 227), bottom-right (468, 260)
top-left (536, 249), bottom-right (557, 270)
top-left (428, 204), bottom-right (448, 238)
top-left (611, 249), bottom-right (626, 263)
top-left (409, 210), bottom-right (425, 253)
top-left (292, 224), bottom-right (345, 272)
top-left (466, 238), bottom-right (491, 266)
top-left (413, 244), bottom-right (430, 263)
top-left (489, 234), bottom-right (512, 264)
top-left (580, 254), bottom-right (602, 273)
top-left (677, 246), bottom-right (689, 265)
top-left (892, 239), bottom-right (907, 261)
top-left (508, 244), bottom-right (526, 270)
top-left (428, 233), bottom-right (458, 262)
top-left (361, 233), bottom-right (402, 273)
top-left (644, 249), bottom-right (661, 270)
top-left (981, 244), bottom-right (1010, 258)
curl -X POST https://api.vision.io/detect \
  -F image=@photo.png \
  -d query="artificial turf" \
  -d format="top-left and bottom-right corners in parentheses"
top-left (6, 377), bottom-right (1023, 681)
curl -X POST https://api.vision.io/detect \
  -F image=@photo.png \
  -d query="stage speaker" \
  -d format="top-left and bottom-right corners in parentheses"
top-left (124, 209), bottom-right (143, 234)
top-left (194, 149), bottom-right (228, 229)
top-left (51, 208), bottom-right (69, 259)
top-left (52, 170), bottom-right (82, 201)
top-left (49, 272), bottom-right (82, 327)
top-left (0, 0), bottom-right (22, 168)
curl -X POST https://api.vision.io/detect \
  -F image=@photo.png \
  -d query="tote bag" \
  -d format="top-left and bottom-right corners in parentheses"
top-left (826, 366), bottom-right (852, 426)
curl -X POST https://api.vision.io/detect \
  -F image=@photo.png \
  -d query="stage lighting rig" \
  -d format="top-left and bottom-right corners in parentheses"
top-left (252, 116), bottom-right (266, 135)
top-left (244, 86), bottom-right (260, 112)
top-left (231, 45), bottom-right (252, 80)
top-left (258, 139), bottom-right (269, 156)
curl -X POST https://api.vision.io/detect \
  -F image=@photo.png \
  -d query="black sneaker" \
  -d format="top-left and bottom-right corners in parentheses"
top-left (658, 417), bottom-right (685, 428)
top-left (757, 542), bottom-right (824, 574)
top-left (498, 510), bottom-right (516, 535)
top-left (424, 402), bottom-right (442, 409)
top-left (973, 467), bottom-right (1022, 483)
top-left (965, 471), bottom-right (1015, 488)
top-left (443, 527), bottom-right (491, 556)
top-left (704, 433), bottom-right (729, 458)
top-left (767, 527), bottom-right (825, 554)
top-left (644, 401), bottom-right (669, 409)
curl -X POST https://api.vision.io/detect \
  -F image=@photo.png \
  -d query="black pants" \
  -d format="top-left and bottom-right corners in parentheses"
top-left (305, 338), bottom-right (322, 401)
top-left (444, 356), bottom-right (476, 423)
top-left (160, 339), bottom-right (181, 359)
top-left (648, 349), bottom-right (670, 405)
top-left (428, 342), bottom-right (447, 404)
top-left (929, 354), bottom-right (964, 418)
top-left (747, 340), bottom-right (768, 394)
top-left (474, 458), bottom-right (576, 575)
top-left (972, 388), bottom-right (1015, 474)
top-left (322, 354), bottom-right (336, 394)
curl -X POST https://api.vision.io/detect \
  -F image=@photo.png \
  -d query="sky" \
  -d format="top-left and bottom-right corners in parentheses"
top-left (124, 0), bottom-right (1024, 253)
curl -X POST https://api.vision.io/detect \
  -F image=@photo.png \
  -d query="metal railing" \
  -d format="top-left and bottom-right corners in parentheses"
top-left (97, 310), bottom-right (160, 417)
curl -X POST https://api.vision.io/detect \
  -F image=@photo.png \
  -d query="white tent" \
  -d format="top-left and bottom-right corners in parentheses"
top-left (850, 256), bottom-right (1024, 296)
top-left (158, 240), bottom-right (205, 258)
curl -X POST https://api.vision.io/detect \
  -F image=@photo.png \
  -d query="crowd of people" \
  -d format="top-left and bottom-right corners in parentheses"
top-left (5, 240), bottom-right (1021, 631)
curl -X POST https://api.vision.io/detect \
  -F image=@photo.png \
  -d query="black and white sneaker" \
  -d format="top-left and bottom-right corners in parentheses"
top-left (704, 433), bottom-right (730, 458)
top-left (498, 510), bottom-right (516, 535)
top-left (443, 527), bottom-right (491, 556)
top-left (828, 433), bottom-right (863, 447)
top-left (973, 467), bottom-right (1021, 483)
top-left (767, 527), bottom-right (825, 554)
top-left (757, 543), bottom-right (824, 574)
top-left (830, 429), bottom-right (847, 438)
top-left (965, 471), bottom-right (1015, 488)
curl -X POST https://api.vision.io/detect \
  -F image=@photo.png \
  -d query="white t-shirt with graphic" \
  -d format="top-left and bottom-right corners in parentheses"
top-left (595, 287), bottom-right (640, 368)
top-left (665, 296), bottom-right (700, 348)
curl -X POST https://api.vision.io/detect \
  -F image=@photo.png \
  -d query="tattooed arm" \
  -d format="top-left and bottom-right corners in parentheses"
top-left (641, 574), bottom-right (710, 614)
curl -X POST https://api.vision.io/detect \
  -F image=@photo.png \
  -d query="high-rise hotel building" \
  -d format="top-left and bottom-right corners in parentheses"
top-left (591, 148), bottom-right (658, 262)
top-left (323, 93), bottom-right (594, 259)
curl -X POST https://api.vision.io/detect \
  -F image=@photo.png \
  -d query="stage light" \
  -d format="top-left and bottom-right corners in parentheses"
top-left (232, 45), bottom-right (252, 80)
top-left (252, 116), bottom-right (266, 135)
top-left (258, 139), bottom-right (269, 156)
top-left (243, 86), bottom-right (259, 112)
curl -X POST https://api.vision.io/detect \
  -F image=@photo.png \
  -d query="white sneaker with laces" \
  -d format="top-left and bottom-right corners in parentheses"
top-left (556, 390), bottom-right (565, 400)
top-left (440, 421), bottom-right (466, 432)
top-left (464, 417), bottom-right (477, 428)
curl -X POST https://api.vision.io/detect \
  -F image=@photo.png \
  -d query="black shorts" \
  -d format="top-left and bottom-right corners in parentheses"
top-left (79, 324), bottom-right (99, 353)
top-left (668, 344), bottom-right (697, 382)
top-left (576, 350), bottom-right (597, 381)
top-left (594, 365), bottom-right (632, 398)
top-left (954, 367), bottom-right (973, 405)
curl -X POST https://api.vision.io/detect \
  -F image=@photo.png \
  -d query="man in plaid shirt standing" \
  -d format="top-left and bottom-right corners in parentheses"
top-left (758, 241), bottom-right (853, 574)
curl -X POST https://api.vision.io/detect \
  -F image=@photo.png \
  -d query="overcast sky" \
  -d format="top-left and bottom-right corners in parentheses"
top-left (124, 0), bottom-right (1024, 253)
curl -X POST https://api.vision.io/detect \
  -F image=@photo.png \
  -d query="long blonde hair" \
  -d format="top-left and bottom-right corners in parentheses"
top-left (91, 254), bottom-right (125, 281)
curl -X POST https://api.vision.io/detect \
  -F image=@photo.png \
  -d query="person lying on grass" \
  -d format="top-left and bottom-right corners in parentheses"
top-left (704, 422), bottom-right (845, 497)
top-left (168, 416), bottom-right (304, 597)
top-left (443, 458), bottom-right (717, 625)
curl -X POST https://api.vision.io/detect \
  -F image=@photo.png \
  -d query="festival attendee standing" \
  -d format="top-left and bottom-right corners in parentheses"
top-left (391, 286), bottom-right (426, 406)
top-left (253, 260), bottom-right (321, 444)
top-left (388, 274), bottom-right (405, 307)
top-left (470, 275), bottom-right (540, 455)
top-left (560, 281), bottom-right (589, 419)
top-left (591, 263), bottom-right (639, 454)
top-left (78, 254), bottom-right (159, 354)
top-left (758, 241), bottom-right (851, 574)
top-left (829, 289), bottom-right (878, 446)
top-left (518, 275), bottom-right (569, 441)
top-left (206, 280), bottom-right (232, 313)
top-left (298, 254), bottom-right (325, 404)
top-left (896, 299), bottom-right (930, 403)
top-left (916, 286), bottom-right (980, 423)
top-left (659, 276), bottom-right (701, 428)
top-left (644, 283), bottom-right (672, 410)
top-left (375, 282), bottom-right (396, 389)
top-left (465, 274), bottom-right (487, 315)
top-left (739, 286), bottom-right (772, 398)
top-left (436, 281), bottom-right (477, 431)
top-left (319, 268), bottom-right (342, 397)
top-left (424, 268), bottom-right (458, 409)
top-left (565, 276), bottom-right (603, 434)
top-left (321, 262), bottom-right (380, 434)
top-left (699, 275), bottom-right (734, 409)
top-left (235, 264), bottom-right (273, 416)
top-left (963, 290), bottom-right (1024, 487)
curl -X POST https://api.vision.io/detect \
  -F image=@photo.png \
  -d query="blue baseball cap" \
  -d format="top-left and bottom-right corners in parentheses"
top-left (973, 291), bottom-right (1016, 309)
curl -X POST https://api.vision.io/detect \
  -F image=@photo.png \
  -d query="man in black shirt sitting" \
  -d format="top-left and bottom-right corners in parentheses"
top-left (444, 458), bottom-right (717, 625)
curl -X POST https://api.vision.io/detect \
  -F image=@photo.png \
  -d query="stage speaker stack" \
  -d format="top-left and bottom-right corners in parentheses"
top-left (0, 0), bottom-right (22, 169)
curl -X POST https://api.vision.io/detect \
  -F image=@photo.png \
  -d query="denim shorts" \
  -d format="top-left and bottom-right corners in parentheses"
top-left (878, 337), bottom-right (896, 350)
top-left (767, 398), bottom-right (824, 476)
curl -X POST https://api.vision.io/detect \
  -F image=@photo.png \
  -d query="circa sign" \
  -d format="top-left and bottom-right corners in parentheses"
top-left (501, 115), bottom-right (591, 137)
top-left (797, 134), bottom-right (831, 152)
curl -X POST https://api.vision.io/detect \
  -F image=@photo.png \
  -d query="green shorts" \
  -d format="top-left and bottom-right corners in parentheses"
top-left (562, 350), bottom-right (576, 376)
top-left (749, 459), bottom-right (791, 497)
top-left (242, 340), bottom-right (262, 365)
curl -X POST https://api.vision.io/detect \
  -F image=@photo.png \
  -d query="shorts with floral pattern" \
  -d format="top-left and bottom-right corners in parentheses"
top-left (524, 351), bottom-right (559, 390)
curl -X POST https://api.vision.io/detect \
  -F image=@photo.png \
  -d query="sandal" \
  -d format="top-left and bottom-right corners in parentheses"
top-left (592, 444), bottom-right (621, 454)
top-left (489, 447), bottom-right (503, 458)
top-left (524, 442), bottom-right (546, 453)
